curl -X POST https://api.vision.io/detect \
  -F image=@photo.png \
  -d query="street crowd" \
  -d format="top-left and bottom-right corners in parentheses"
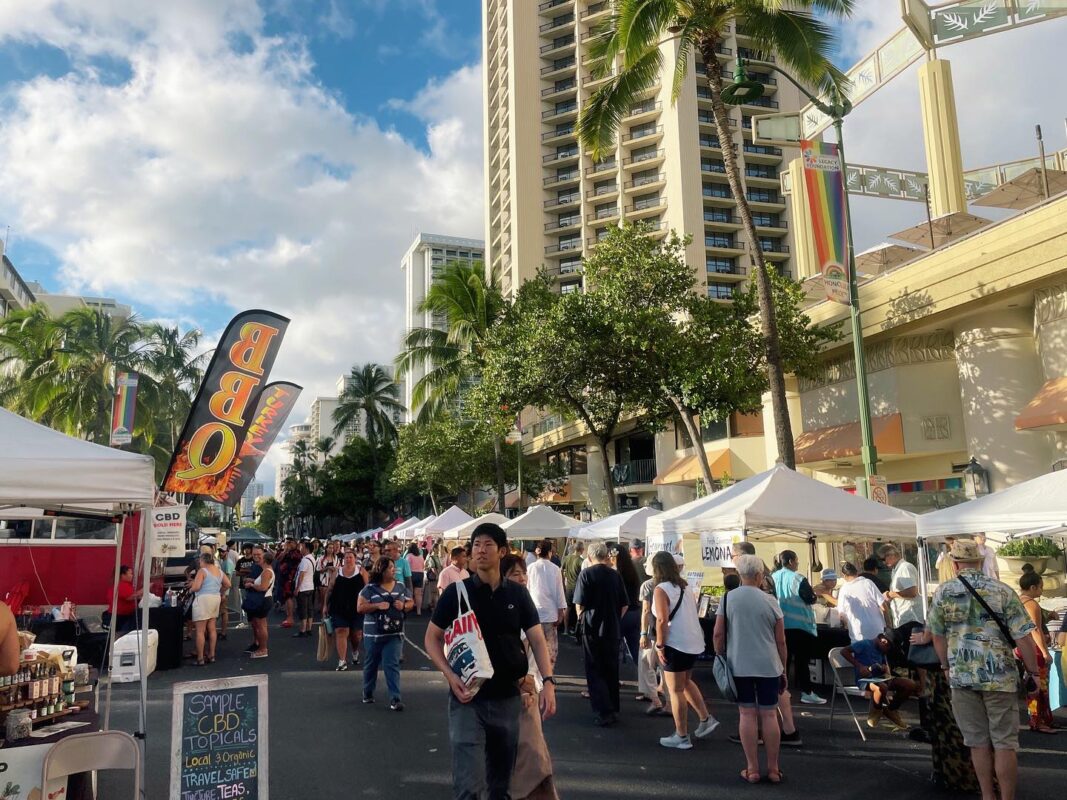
top-left (176, 525), bottom-right (1065, 800)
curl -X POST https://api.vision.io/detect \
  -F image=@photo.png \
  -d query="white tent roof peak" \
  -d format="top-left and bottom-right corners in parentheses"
top-left (573, 507), bottom-right (662, 541)
top-left (501, 505), bottom-right (582, 535)
top-left (916, 470), bottom-right (1067, 541)
top-left (421, 505), bottom-right (474, 535)
top-left (0, 407), bottom-right (156, 510)
top-left (441, 512), bottom-right (511, 539)
top-left (646, 463), bottom-right (916, 541)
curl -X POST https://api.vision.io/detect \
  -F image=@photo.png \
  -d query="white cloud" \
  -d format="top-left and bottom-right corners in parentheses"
top-left (0, 0), bottom-right (485, 491)
top-left (833, 1), bottom-right (1067, 249)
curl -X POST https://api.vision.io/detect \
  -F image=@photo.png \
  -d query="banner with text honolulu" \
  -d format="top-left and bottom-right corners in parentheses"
top-left (162, 310), bottom-right (290, 496)
top-left (209, 381), bottom-right (302, 506)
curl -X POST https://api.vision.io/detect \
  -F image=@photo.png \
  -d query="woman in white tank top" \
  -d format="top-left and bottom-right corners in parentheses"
top-left (650, 551), bottom-right (719, 750)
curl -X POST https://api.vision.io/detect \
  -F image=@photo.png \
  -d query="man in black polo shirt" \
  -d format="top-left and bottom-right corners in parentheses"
top-left (426, 522), bottom-right (556, 800)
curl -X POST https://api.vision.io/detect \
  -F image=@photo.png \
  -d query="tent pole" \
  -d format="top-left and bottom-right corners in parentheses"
top-left (138, 509), bottom-right (151, 800)
top-left (101, 511), bottom-right (128, 730)
top-left (917, 534), bottom-right (930, 620)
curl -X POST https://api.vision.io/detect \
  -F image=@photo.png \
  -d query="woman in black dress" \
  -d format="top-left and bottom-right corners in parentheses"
top-left (324, 550), bottom-right (368, 671)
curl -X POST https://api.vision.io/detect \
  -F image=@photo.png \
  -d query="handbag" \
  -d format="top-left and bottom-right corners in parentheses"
top-left (907, 635), bottom-right (941, 669)
top-left (316, 624), bottom-right (332, 662)
top-left (712, 590), bottom-right (738, 702)
top-left (372, 588), bottom-right (404, 635)
top-left (958, 576), bottom-right (1030, 696)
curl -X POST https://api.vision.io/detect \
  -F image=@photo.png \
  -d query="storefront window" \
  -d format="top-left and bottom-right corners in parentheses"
top-left (54, 517), bottom-right (117, 540)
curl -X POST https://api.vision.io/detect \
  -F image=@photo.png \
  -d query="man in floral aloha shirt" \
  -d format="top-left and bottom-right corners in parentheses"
top-left (928, 539), bottom-right (1039, 800)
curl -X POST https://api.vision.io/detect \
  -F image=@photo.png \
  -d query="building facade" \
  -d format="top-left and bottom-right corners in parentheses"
top-left (240, 481), bottom-right (264, 520)
top-left (25, 281), bottom-right (132, 320)
top-left (484, 1), bottom-right (806, 513)
top-left (400, 233), bottom-right (485, 422)
top-left (0, 244), bottom-right (36, 319)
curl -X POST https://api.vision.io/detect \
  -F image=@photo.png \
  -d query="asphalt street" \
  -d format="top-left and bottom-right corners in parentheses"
top-left (100, 612), bottom-right (1067, 799)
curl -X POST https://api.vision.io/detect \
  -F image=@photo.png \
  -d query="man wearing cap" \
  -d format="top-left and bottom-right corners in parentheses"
top-left (630, 539), bottom-right (648, 585)
top-left (813, 569), bottom-right (839, 607)
top-left (929, 539), bottom-right (1039, 800)
top-left (426, 523), bottom-right (556, 800)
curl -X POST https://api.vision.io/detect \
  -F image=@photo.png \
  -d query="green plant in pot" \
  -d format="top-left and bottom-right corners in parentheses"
top-left (996, 537), bottom-right (1063, 575)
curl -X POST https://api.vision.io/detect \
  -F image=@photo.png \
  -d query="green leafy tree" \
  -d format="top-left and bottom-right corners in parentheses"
top-left (333, 363), bottom-right (404, 472)
top-left (577, 0), bottom-right (852, 468)
top-left (254, 497), bottom-right (284, 538)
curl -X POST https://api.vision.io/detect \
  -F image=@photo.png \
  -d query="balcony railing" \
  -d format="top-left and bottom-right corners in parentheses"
top-left (628, 198), bottom-right (663, 212)
top-left (545, 217), bottom-right (582, 231)
top-left (545, 240), bottom-right (583, 254)
top-left (544, 148), bottom-right (580, 163)
top-left (587, 184), bottom-right (618, 198)
top-left (612, 459), bottom-right (657, 486)
top-left (1, 255), bottom-right (36, 310)
top-left (623, 149), bottom-right (664, 166)
top-left (625, 100), bottom-right (661, 118)
top-left (744, 143), bottom-right (782, 156)
top-left (626, 172), bottom-right (665, 189)
top-left (707, 262), bottom-right (745, 276)
top-left (540, 36), bottom-right (575, 54)
top-left (588, 207), bottom-right (619, 221)
top-left (540, 58), bottom-right (576, 75)
top-left (708, 284), bottom-right (735, 300)
top-left (530, 413), bottom-right (569, 438)
top-left (622, 125), bottom-right (663, 142)
top-left (753, 217), bottom-right (786, 229)
top-left (539, 14), bottom-right (574, 33)
top-left (745, 167), bottom-right (778, 179)
top-left (544, 170), bottom-right (581, 186)
top-left (542, 79), bottom-right (576, 97)
top-left (542, 126), bottom-right (575, 141)
top-left (585, 160), bottom-right (617, 175)
top-left (581, 1), bottom-right (609, 18)
top-left (737, 48), bottom-right (775, 63)
top-left (705, 237), bottom-right (738, 249)
top-left (746, 191), bottom-right (782, 204)
top-left (742, 97), bottom-right (779, 109)
top-left (539, 0), bottom-right (570, 11)
top-left (543, 102), bottom-right (578, 119)
top-left (705, 212), bottom-right (737, 224)
top-left (703, 186), bottom-right (732, 199)
top-left (545, 194), bottom-right (581, 208)
top-left (701, 161), bottom-right (727, 174)
top-left (759, 242), bottom-right (791, 254)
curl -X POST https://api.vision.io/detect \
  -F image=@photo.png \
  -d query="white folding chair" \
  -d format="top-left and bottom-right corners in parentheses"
top-left (827, 646), bottom-right (869, 742)
top-left (42, 730), bottom-right (141, 800)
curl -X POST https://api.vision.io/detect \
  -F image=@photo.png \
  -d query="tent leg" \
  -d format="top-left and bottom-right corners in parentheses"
top-left (138, 510), bottom-right (150, 800)
top-left (101, 512), bottom-right (128, 730)
top-left (917, 536), bottom-right (930, 620)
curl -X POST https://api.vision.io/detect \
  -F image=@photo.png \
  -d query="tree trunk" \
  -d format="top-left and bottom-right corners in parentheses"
top-left (428, 489), bottom-right (439, 516)
top-left (701, 39), bottom-right (796, 469)
top-left (596, 435), bottom-right (619, 515)
top-left (492, 436), bottom-right (507, 515)
top-left (671, 398), bottom-right (716, 492)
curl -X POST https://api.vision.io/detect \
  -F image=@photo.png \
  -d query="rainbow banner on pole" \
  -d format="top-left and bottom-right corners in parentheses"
top-left (110, 371), bottom-right (139, 446)
top-left (800, 139), bottom-right (851, 305)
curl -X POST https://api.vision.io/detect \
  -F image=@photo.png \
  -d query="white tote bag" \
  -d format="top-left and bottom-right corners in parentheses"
top-left (444, 580), bottom-right (495, 692)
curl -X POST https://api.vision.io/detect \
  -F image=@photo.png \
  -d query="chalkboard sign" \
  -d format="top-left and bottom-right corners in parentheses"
top-left (170, 674), bottom-right (268, 800)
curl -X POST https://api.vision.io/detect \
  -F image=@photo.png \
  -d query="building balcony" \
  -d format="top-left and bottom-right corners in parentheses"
top-left (754, 218), bottom-right (788, 234)
top-left (737, 47), bottom-right (775, 64)
top-left (622, 124), bottom-right (664, 144)
top-left (584, 68), bottom-right (617, 87)
top-left (539, 0), bottom-right (573, 13)
top-left (542, 102), bottom-right (579, 122)
top-left (695, 49), bottom-right (732, 74)
top-left (545, 193), bottom-right (582, 210)
top-left (743, 143), bottom-right (783, 163)
top-left (585, 159), bottom-right (617, 176)
top-left (588, 207), bottom-right (620, 223)
top-left (698, 110), bottom-right (735, 128)
top-left (746, 191), bottom-right (785, 208)
top-left (624, 100), bottom-right (661, 122)
top-left (545, 217), bottom-right (583, 232)
top-left (707, 261), bottom-right (746, 277)
top-left (540, 36), bottom-right (576, 57)
top-left (760, 242), bottom-right (791, 256)
top-left (581, 1), bottom-right (611, 20)
top-left (699, 135), bottom-right (723, 151)
top-left (612, 459), bottom-right (657, 487)
top-left (707, 283), bottom-right (738, 300)
top-left (542, 126), bottom-right (576, 143)
top-left (539, 14), bottom-right (574, 35)
top-left (545, 240), bottom-right (584, 256)
top-left (543, 148), bottom-right (581, 165)
top-left (541, 58), bottom-right (577, 78)
top-left (705, 238), bottom-right (745, 256)
top-left (744, 168), bottom-right (779, 185)
top-left (545, 260), bottom-right (584, 280)
top-left (704, 213), bottom-right (741, 229)
top-left (541, 79), bottom-right (577, 99)
top-left (622, 149), bottom-right (665, 169)
top-left (543, 170), bottom-right (581, 188)
top-left (586, 184), bottom-right (619, 200)
top-left (739, 96), bottom-right (779, 110)
top-left (623, 174), bottom-right (661, 195)
top-left (0, 255), bottom-right (36, 311)
top-left (625, 200), bottom-right (666, 219)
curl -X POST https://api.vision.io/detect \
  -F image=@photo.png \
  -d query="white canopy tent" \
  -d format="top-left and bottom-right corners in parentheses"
top-left (0, 408), bottom-right (157, 794)
top-left (572, 507), bottom-right (663, 541)
top-left (387, 516), bottom-right (424, 539)
top-left (440, 512), bottom-right (510, 540)
top-left (916, 470), bottom-right (1067, 543)
top-left (647, 464), bottom-right (917, 542)
top-left (418, 505), bottom-right (474, 538)
top-left (501, 505), bottom-right (582, 536)
top-left (405, 514), bottom-right (439, 540)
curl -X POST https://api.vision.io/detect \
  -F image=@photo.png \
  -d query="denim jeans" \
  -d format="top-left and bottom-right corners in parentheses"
top-left (362, 634), bottom-right (402, 701)
top-left (448, 692), bottom-right (521, 800)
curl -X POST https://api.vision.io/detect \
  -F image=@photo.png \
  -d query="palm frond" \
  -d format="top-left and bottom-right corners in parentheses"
top-left (577, 45), bottom-right (663, 159)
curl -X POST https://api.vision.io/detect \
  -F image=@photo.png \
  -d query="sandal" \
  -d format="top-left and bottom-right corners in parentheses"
top-left (740, 769), bottom-right (761, 784)
top-left (767, 770), bottom-right (785, 785)
top-left (193, 660), bottom-right (205, 667)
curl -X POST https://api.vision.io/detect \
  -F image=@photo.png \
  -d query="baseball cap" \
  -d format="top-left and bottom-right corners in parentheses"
top-left (821, 569), bottom-right (838, 581)
top-left (629, 538), bottom-right (645, 550)
top-left (949, 539), bottom-right (984, 563)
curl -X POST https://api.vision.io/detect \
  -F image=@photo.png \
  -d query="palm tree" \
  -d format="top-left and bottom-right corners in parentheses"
top-left (394, 261), bottom-right (509, 509)
top-left (315, 436), bottom-right (336, 462)
top-left (577, 0), bottom-right (851, 468)
top-left (333, 363), bottom-right (404, 471)
top-left (139, 323), bottom-right (207, 455)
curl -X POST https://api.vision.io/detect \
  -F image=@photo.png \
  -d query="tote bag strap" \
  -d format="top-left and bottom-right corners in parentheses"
top-left (454, 579), bottom-right (473, 617)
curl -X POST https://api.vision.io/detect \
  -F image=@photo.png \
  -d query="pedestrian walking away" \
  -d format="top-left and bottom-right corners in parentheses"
top-left (928, 539), bottom-right (1040, 800)
top-left (714, 554), bottom-right (785, 781)
top-left (357, 556), bottom-right (414, 709)
top-left (526, 539), bottom-right (567, 666)
top-left (652, 550), bottom-right (718, 750)
top-left (293, 540), bottom-right (316, 638)
top-left (426, 522), bottom-right (557, 800)
top-left (573, 541), bottom-right (628, 726)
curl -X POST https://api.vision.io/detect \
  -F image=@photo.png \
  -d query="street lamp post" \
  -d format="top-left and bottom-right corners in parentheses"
top-left (722, 60), bottom-right (878, 495)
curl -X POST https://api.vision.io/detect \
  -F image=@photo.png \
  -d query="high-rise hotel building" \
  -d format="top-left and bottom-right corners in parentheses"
top-left (483, 0), bottom-right (806, 301)
top-left (482, 1), bottom-right (809, 513)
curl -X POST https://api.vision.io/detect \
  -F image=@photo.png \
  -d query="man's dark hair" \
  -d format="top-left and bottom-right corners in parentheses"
top-left (501, 554), bottom-right (526, 578)
top-left (862, 556), bottom-right (880, 573)
top-left (724, 573), bottom-right (741, 591)
top-left (470, 522), bottom-right (507, 549)
top-left (840, 561), bottom-right (859, 577)
top-left (120, 564), bottom-right (132, 576)
top-left (536, 538), bottom-right (553, 557)
top-left (1019, 571), bottom-right (1042, 592)
top-left (734, 541), bottom-right (756, 556)
top-left (450, 546), bottom-right (466, 558)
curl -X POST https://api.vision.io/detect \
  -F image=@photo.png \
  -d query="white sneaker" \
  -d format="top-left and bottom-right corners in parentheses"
top-left (694, 716), bottom-right (720, 739)
top-left (801, 691), bottom-right (827, 705)
top-left (659, 733), bottom-right (693, 750)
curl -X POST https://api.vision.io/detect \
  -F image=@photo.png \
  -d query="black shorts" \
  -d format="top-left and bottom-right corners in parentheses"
top-left (734, 676), bottom-right (780, 709)
top-left (411, 572), bottom-right (425, 589)
top-left (662, 646), bottom-right (698, 673)
top-left (297, 591), bottom-right (315, 620)
top-left (331, 611), bottom-right (364, 631)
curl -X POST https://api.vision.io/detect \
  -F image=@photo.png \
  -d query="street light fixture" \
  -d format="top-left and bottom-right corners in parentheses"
top-left (962, 457), bottom-right (990, 499)
top-left (722, 58), bottom-right (877, 495)
top-left (580, 506), bottom-right (593, 523)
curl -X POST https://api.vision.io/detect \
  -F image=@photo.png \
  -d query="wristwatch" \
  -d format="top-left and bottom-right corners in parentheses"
top-left (543, 676), bottom-right (558, 686)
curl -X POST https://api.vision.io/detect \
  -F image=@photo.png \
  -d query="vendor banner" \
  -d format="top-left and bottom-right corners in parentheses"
top-left (110, 371), bottom-right (139, 446)
top-left (162, 310), bottom-right (290, 496)
top-left (801, 139), bottom-right (851, 305)
top-left (209, 381), bottom-right (302, 506)
top-left (700, 531), bottom-right (740, 568)
top-left (151, 505), bottom-right (188, 558)
top-left (646, 532), bottom-right (681, 556)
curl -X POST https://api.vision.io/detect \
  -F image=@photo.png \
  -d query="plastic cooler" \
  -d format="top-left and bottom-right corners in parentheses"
top-left (110, 629), bottom-right (158, 683)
